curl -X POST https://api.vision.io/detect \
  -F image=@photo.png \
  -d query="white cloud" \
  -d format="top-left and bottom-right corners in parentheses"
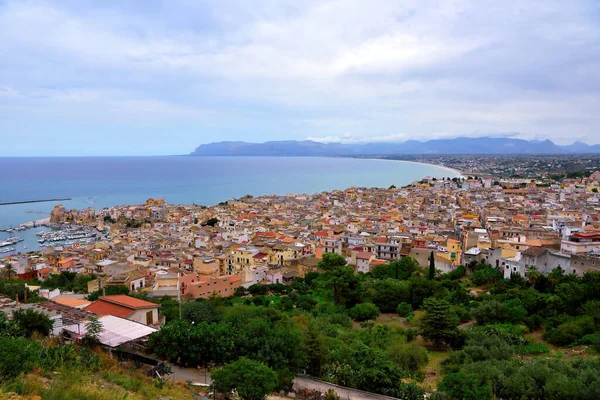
top-left (1, 0), bottom-right (600, 155)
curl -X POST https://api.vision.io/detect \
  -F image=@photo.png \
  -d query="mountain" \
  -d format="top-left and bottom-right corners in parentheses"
top-left (190, 137), bottom-right (600, 156)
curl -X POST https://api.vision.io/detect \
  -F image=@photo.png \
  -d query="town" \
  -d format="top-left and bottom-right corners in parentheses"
top-left (1, 170), bottom-right (600, 399)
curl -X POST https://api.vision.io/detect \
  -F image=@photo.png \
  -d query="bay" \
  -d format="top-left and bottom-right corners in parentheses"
top-left (0, 156), bottom-right (459, 252)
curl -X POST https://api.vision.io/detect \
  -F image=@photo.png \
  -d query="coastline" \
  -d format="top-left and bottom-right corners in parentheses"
top-left (347, 156), bottom-right (464, 178)
top-left (0, 156), bottom-right (459, 233)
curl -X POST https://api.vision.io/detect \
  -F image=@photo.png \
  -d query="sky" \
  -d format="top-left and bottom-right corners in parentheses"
top-left (1, 0), bottom-right (600, 156)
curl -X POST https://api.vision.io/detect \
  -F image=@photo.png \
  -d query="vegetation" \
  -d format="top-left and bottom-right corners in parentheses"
top-left (3, 254), bottom-right (600, 399)
top-left (212, 357), bottom-right (278, 400)
top-left (40, 271), bottom-right (97, 293)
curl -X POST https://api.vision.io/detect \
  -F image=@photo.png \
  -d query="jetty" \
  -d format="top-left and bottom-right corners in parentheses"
top-left (0, 198), bottom-right (71, 206)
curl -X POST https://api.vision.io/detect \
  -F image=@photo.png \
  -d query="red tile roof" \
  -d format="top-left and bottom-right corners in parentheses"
top-left (98, 295), bottom-right (158, 309)
top-left (84, 300), bottom-right (134, 318)
top-left (356, 252), bottom-right (372, 260)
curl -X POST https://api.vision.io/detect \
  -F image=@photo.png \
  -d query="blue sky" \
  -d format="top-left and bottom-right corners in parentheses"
top-left (1, 0), bottom-right (600, 156)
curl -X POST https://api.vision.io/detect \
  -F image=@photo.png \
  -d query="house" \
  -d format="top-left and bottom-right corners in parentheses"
top-left (84, 295), bottom-right (161, 326)
top-left (355, 252), bottom-right (373, 274)
top-left (184, 275), bottom-right (241, 299)
top-left (193, 255), bottom-right (220, 275)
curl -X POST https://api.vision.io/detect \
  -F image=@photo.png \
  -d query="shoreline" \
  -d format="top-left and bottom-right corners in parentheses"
top-left (349, 156), bottom-right (464, 178)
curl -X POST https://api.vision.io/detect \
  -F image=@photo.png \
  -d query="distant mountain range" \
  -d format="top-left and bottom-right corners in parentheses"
top-left (190, 137), bottom-right (600, 156)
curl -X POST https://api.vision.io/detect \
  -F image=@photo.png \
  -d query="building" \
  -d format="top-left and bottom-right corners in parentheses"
top-left (84, 295), bottom-right (161, 326)
top-left (183, 275), bottom-right (242, 299)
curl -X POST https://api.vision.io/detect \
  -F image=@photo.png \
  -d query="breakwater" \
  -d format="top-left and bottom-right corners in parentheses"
top-left (0, 198), bottom-right (71, 206)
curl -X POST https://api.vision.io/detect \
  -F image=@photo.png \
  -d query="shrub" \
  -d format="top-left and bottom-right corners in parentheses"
top-left (545, 315), bottom-right (595, 346)
top-left (397, 302), bottom-right (413, 317)
top-left (471, 265), bottom-right (502, 286)
top-left (446, 265), bottom-right (467, 280)
top-left (12, 308), bottom-right (53, 338)
top-left (438, 371), bottom-right (493, 400)
top-left (0, 336), bottom-right (40, 380)
top-left (349, 303), bottom-right (380, 322)
top-left (388, 342), bottom-right (428, 371)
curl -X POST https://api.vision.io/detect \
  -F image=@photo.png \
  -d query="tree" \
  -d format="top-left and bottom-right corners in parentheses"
top-left (526, 265), bottom-right (542, 286)
top-left (82, 317), bottom-right (103, 346)
top-left (348, 303), bottom-right (380, 321)
top-left (318, 253), bottom-right (347, 271)
top-left (396, 302), bottom-right (413, 317)
top-left (438, 371), bottom-right (492, 400)
top-left (182, 301), bottom-right (220, 324)
top-left (420, 298), bottom-right (461, 348)
top-left (12, 308), bottom-right (53, 338)
top-left (321, 266), bottom-right (361, 307)
top-left (303, 321), bottom-right (325, 376)
top-left (428, 252), bottom-right (435, 280)
top-left (202, 217), bottom-right (219, 227)
top-left (2, 265), bottom-right (16, 279)
top-left (87, 285), bottom-right (129, 301)
top-left (212, 357), bottom-right (278, 400)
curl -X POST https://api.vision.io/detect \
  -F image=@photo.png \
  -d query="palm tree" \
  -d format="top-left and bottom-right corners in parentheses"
top-left (2, 264), bottom-right (16, 279)
top-left (525, 265), bottom-right (541, 286)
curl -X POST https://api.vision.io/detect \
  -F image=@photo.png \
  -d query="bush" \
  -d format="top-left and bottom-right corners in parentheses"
top-left (438, 371), bottom-right (493, 400)
top-left (446, 265), bottom-right (467, 280)
top-left (349, 303), bottom-right (380, 322)
top-left (471, 264), bottom-right (502, 286)
top-left (12, 308), bottom-right (53, 338)
top-left (0, 336), bottom-right (41, 380)
top-left (545, 315), bottom-right (595, 346)
top-left (388, 342), bottom-right (428, 371)
top-left (397, 302), bottom-right (413, 317)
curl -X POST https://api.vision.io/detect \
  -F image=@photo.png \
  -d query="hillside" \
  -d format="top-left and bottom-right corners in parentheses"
top-left (190, 137), bottom-right (600, 156)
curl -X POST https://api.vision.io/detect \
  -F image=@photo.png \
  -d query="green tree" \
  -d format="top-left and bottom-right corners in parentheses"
top-left (396, 302), bottom-right (413, 317)
top-left (303, 321), bottom-right (325, 376)
top-left (82, 317), bottom-right (103, 346)
top-left (2, 265), bottom-right (16, 279)
top-left (318, 253), bottom-right (347, 271)
top-left (420, 298), bottom-right (461, 348)
top-left (526, 265), bottom-right (542, 286)
top-left (348, 303), bottom-right (380, 321)
top-left (428, 252), bottom-right (435, 280)
top-left (87, 285), bottom-right (129, 301)
top-left (438, 371), bottom-right (492, 400)
top-left (182, 300), bottom-right (220, 324)
top-left (321, 266), bottom-right (361, 307)
top-left (202, 217), bottom-right (219, 227)
top-left (212, 357), bottom-right (278, 400)
top-left (12, 308), bottom-right (53, 338)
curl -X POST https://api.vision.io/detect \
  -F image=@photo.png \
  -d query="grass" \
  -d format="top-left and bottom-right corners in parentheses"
top-left (420, 350), bottom-right (449, 393)
top-left (0, 351), bottom-right (193, 400)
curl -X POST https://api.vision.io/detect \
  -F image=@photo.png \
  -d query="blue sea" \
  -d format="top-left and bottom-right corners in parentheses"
top-left (0, 156), bottom-right (458, 251)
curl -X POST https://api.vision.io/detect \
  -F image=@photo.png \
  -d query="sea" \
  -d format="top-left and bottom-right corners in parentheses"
top-left (0, 156), bottom-right (459, 252)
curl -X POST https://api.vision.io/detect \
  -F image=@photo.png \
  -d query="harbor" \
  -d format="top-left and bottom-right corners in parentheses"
top-left (0, 218), bottom-right (102, 254)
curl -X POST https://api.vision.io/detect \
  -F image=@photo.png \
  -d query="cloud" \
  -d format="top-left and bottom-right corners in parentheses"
top-left (1, 0), bottom-right (600, 155)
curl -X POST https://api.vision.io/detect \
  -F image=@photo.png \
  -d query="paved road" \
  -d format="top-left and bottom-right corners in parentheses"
top-left (293, 376), bottom-right (398, 400)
